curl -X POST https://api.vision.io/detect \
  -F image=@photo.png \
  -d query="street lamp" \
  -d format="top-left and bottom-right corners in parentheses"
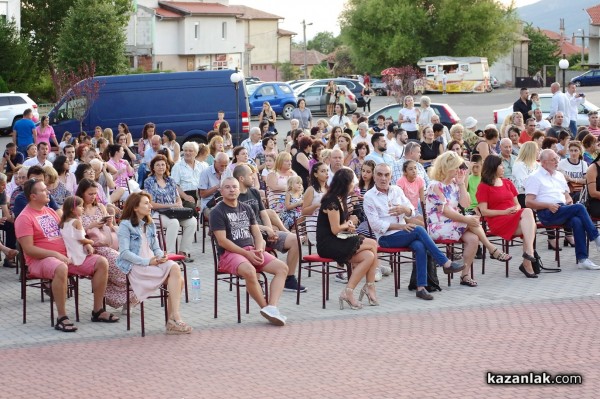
top-left (558, 55), bottom-right (569, 93)
top-left (302, 20), bottom-right (313, 79)
top-left (230, 67), bottom-right (244, 145)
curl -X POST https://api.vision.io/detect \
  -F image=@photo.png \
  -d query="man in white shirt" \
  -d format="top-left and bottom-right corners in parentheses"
top-left (525, 149), bottom-right (600, 269)
top-left (547, 82), bottom-right (570, 129)
top-left (171, 141), bottom-right (204, 214)
top-left (64, 144), bottom-right (79, 174)
top-left (533, 108), bottom-right (551, 132)
top-left (385, 126), bottom-right (407, 160)
top-left (22, 142), bottom-right (52, 168)
top-left (328, 149), bottom-right (358, 185)
top-left (241, 126), bottom-right (263, 159)
top-left (363, 164), bottom-right (464, 300)
top-left (364, 133), bottom-right (395, 168)
top-left (566, 82), bottom-right (584, 136)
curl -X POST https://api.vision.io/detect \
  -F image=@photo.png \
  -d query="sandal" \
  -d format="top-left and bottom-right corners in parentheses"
top-left (55, 316), bottom-right (78, 332)
top-left (460, 275), bottom-right (478, 287)
top-left (91, 308), bottom-right (120, 323)
top-left (491, 248), bottom-right (512, 262)
top-left (166, 319), bottom-right (193, 335)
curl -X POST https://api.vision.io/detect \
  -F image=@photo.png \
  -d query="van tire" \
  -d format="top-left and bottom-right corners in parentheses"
top-left (281, 104), bottom-right (294, 120)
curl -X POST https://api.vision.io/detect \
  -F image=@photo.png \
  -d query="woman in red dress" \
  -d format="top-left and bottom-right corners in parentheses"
top-left (476, 156), bottom-right (538, 278)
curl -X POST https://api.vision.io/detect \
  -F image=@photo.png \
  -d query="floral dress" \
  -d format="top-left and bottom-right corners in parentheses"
top-left (280, 194), bottom-right (303, 230)
top-left (49, 182), bottom-right (71, 206)
top-left (82, 206), bottom-right (134, 308)
top-left (425, 180), bottom-right (467, 241)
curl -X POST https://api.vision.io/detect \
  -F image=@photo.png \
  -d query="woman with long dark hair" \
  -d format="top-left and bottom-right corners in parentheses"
top-left (476, 155), bottom-right (537, 278)
top-left (316, 168), bottom-right (380, 310)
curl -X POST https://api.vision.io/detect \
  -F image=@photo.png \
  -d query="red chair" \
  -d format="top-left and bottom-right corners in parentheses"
top-left (294, 216), bottom-right (347, 308)
top-left (211, 236), bottom-right (269, 323)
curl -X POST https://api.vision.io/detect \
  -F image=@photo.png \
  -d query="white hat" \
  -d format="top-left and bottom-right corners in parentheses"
top-left (464, 117), bottom-right (478, 129)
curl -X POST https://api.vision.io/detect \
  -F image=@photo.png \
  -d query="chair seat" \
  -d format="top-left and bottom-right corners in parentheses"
top-left (303, 254), bottom-right (335, 263)
top-left (167, 254), bottom-right (186, 261)
top-left (377, 247), bottom-right (411, 253)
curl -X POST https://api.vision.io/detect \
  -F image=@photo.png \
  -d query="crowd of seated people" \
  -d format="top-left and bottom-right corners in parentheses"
top-left (5, 86), bottom-right (600, 333)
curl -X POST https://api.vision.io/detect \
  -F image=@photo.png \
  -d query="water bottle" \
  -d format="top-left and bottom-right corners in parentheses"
top-left (191, 267), bottom-right (201, 301)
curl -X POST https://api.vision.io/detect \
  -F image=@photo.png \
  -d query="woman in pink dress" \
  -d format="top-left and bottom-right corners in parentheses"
top-left (476, 155), bottom-right (538, 278)
top-left (35, 116), bottom-right (60, 148)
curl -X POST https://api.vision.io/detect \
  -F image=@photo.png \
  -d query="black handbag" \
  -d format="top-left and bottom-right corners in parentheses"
top-left (156, 207), bottom-right (194, 220)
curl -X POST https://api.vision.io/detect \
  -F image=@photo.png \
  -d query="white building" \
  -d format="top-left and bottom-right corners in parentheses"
top-left (0, 0), bottom-right (21, 29)
top-left (128, 0), bottom-right (294, 78)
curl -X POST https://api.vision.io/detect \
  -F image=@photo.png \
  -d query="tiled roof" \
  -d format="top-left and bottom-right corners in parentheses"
top-left (278, 28), bottom-right (296, 36)
top-left (540, 29), bottom-right (587, 57)
top-left (158, 1), bottom-right (242, 16)
top-left (586, 4), bottom-right (600, 25)
top-left (155, 7), bottom-right (182, 18)
top-left (230, 5), bottom-right (282, 20)
top-left (290, 49), bottom-right (327, 66)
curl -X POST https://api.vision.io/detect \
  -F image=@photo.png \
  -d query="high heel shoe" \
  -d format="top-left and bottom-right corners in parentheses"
top-left (563, 238), bottom-right (575, 247)
top-left (339, 287), bottom-right (363, 310)
top-left (547, 241), bottom-right (562, 251)
top-left (519, 264), bottom-right (538, 278)
top-left (358, 282), bottom-right (380, 306)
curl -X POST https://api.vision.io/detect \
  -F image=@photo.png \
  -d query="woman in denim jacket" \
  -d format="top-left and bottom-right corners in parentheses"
top-left (117, 192), bottom-right (192, 335)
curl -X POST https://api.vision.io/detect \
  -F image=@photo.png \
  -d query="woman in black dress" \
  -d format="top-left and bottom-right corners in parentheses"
top-left (292, 136), bottom-right (313, 190)
top-left (419, 126), bottom-right (443, 168)
top-left (316, 168), bottom-right (380, 310)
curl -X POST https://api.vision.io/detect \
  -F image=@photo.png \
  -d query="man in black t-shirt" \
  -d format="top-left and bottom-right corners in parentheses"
top-left (513, 87), bottom-right (532, 119)
top-left (233, 164), bottom-right (305, 293)
top-left (209, 176), bottom-right (289, 326)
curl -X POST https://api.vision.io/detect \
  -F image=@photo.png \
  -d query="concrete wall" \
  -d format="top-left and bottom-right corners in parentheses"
top-left (1, 0), bottom-right (21, 29)
top-left (589, 25), bottom-right (600, 67)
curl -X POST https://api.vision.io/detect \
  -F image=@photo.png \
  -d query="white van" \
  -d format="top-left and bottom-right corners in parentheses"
top-left (417, 56), bottom-right (493, 94)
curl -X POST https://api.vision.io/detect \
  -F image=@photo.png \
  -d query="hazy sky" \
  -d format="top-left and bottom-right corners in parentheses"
top-left (239, 0), bottom-right (541, 41)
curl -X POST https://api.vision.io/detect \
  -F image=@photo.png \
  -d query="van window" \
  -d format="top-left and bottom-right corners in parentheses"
top-left (56, 96), bottom-right (87, 121)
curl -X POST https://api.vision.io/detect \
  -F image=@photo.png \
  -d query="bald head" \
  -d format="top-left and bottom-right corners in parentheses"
top-left (500, 138), bottom-right (512, 157)
top-left (374, 163), bottom-right (392, 190)
top-left (214, 152), bottom-right (230, 173)
top-left (330, 148), bottom-right (344, 170)
top-left (539, 148), bottom-right (557, 162)
top-left (551, 82), bottom-right (560, 94)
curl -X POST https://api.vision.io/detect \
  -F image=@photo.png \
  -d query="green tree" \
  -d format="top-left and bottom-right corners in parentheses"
top-left (340, 0), bottom-right (519, 72)
top-left (21, 0), bottom-right (131, 73)
top-left (310, 63), bottom-right (331, 79)
top-left (522, 24), bottom-right (560, 76)
top-left (0, 19), bottom-right (35, 91)
top-left (276, 62), bottom-right (301, 81)
top-left (331, 46), bottom-right (356, 77)
top-left (307, 31), bottom-right (341, 55)
top-left (56, 0), bottom-right (128, 76)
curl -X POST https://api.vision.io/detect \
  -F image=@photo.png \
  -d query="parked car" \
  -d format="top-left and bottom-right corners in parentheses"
top-left (0, 92), bottom-right (39, 134)
top-left (47, 70), bottom-right (249, 144)
top-left (369, 76), bottom-right (388, 96)
top-left (245, 76), bottom-right (262, 85)
top-left (247, 82), bottom-right (298, 120)
top-left (367, 102), bottom-right (460, 130)
top-left (296, 84), bottom-right (357, 114)
top-left (571, 69), bottom-right (600, 87)
top-left (290, 80), bottom-right (316, 93)
top-left (310, 78), bottom-right (366, 108)
top-left (493, 93), bottom-right (599, 127)
top-left (490, 76), bottom-right (500, 89)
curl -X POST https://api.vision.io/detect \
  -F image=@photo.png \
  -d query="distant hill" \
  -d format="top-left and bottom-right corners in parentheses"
top-left (516, 0), bottom-right (592, 37)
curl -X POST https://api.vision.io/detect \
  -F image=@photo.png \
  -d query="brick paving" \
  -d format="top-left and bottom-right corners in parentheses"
top-left (1, 237), bottom-right (600, 398)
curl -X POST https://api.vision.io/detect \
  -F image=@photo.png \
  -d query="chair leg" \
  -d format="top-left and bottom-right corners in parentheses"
top-left (236, 277), bottom-right (242, 323)
top-left (181, 261), bottom-right (189, 303)
top-left (140, 302), bottom-right (145, 337)
top-left (214, 273), bottom-right (218, 319)
top-left (126, 277), bottom-right (131, 331)
top-left (163, 284), bottom-right (169, 324)
top-left (296, 263), bottom-right (302, 305)
top-left (321, 264), bottom-right (326, 309)
top-left (73, 276), bottom-right (80, 322)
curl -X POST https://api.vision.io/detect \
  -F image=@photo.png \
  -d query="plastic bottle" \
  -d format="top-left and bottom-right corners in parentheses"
top-left (191, 267), bottom-right (201, 301)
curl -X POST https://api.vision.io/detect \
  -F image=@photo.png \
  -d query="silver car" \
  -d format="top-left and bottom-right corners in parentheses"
top-left (296, 84), bottom-right (357, 114)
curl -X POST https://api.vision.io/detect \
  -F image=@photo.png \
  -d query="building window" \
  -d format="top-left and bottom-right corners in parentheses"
top-left (222, 22), bottom-right (227, 40)
top-left (194, 22), bottom-right (199, 40)
top-left (157, 61), bottom-right (163, 71)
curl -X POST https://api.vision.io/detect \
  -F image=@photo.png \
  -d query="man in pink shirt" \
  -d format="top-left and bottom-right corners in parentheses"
top-left (588, 111), bottom-right (600, 138)
top-left (15, 179), bottom-right (118, 332)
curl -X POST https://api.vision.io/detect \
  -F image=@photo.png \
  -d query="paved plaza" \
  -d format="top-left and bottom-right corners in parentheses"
top-left (1, 235), bottom-right (600, 398)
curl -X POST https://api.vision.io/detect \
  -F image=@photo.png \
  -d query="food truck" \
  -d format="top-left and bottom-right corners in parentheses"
top-left (417, 56), bottom-right (492, 93)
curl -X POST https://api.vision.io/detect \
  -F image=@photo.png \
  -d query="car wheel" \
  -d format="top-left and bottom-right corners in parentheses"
top-left (282, 104), bottom-right (294, 120)
top-left (574, 81), bottom-right (581, 87)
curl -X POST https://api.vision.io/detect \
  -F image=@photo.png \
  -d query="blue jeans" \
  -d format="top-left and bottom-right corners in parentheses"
top-left (378, 226), bottom-right (448, 287)
top-left (569, 120), bottom-right (577, 137)
top-left (537, 203), bottom-right (599, 261)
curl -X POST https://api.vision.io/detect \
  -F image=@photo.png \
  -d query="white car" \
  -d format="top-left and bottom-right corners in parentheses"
top-left (493, 93), bottom-right (599, 127)
top-left (0, 92), bottom-right (39, 133)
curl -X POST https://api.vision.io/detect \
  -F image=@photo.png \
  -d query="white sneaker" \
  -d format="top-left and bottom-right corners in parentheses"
top-left (578, 258), bottom-right (600, 270)
top-left (260, 305), bottom-right (286, 326)
top-left (374, 268), bottom-right (383, 282)
top-left (380, 265), bottom-right (392, 276)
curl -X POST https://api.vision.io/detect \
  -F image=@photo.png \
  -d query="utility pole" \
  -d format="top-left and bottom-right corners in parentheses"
top-left (302, 19), bottom-right (313, 79)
